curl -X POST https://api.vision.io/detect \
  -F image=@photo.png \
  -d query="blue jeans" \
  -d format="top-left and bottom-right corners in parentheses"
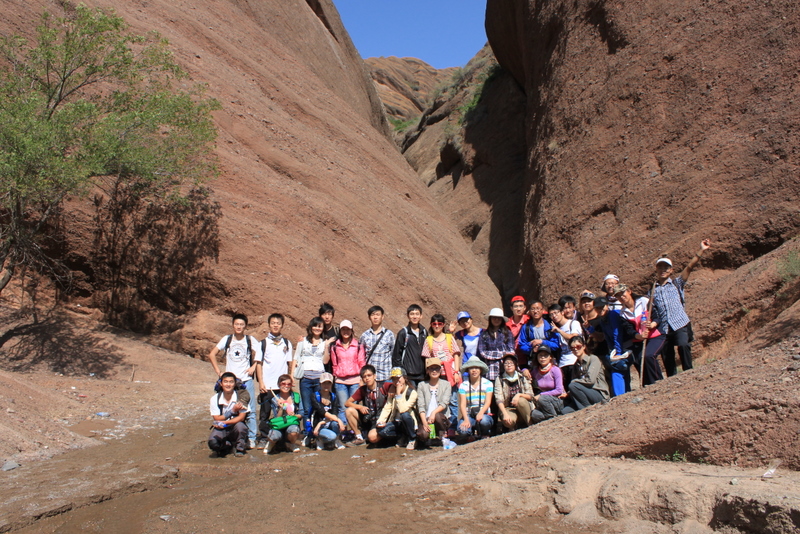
top-left (300, 377), bottom-right (321, 431)
top-left (317, 421), bottom-right (341, 444)
top-left (244, 379), bottom-right (257, 442)
top-left (457, 413), bottom-right (494, 436)
top-left (334, 382), bottom-right (360, 423)
top-left (449, 390), bottom-right (459, 429)
top-left (267, 424), bottom-right (301, 442)
top-left (377, 412), bottom-right (416, 442)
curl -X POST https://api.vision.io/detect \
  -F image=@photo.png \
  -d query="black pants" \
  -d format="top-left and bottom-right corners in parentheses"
top-left (661, 324), bottom-right (692, 377)
top-left (630, 337), bottom-right (665, 386)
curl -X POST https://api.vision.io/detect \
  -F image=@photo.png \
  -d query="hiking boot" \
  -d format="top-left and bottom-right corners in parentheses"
top-left (264, 440), bottom-right (275, 455)
top-left (334, 438), bottom-right (346, 450)
top-left (288, 442), bottom-right (301, 453)
top-left (348, 437), bottom-right (365, 446)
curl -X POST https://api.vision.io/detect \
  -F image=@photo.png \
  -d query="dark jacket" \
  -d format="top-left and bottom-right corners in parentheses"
top-left (311, 390), bottom-right (340, 426)
top-left (392, 324), bottom-right (428, 381)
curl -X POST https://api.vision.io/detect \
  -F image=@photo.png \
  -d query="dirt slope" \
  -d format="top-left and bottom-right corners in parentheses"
top-left (0, 0), bottom-right (500, 351)
top-left (483, 0), bottom-right (800, 298)
top-left (365, 56), bottom-right (456, 123)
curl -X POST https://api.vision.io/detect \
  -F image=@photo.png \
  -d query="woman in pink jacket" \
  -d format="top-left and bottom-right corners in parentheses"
top-left (330, 320), bottom-right (366, 422)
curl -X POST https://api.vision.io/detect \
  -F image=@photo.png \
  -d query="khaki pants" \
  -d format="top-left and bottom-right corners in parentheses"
top-left (501, 397), bottom-right (532, 429)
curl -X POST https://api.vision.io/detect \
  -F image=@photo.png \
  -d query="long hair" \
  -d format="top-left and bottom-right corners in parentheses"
top-left (306, 316), bottom-right (325, 342)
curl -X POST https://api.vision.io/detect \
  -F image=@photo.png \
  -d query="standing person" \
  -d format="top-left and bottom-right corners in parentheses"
top-left (530, 347), bottom-right (564, 423)
top-left (263, 374), bottom-right (302, 454)
top-left (392, 304), bottom-right (428, 386)
top-left (344, 365), bottom-right (392, 446)
top-left (208, 313), bottom-right (261, 449)
top-left (517, 301), bottom-right (560, 376)
top-left (311, 373), bottom-right (346, 450)
top-left (600, 274), bottom-right (623, 312)
top-left (294, 317), bottom-right (333, 444)
top-left (359, 305), bottom-right (396, 386)
top-left (476, 308), bottom-right (515, 381)
top-left (494, 355), bottom-right (534, 432)
top-left (562, 336), bottom-right (610, 413)
top-left (577, 290), bottom-right (606, 356)
top-left (452, 311), bottom-right (483, 379)
top-left (376, 367), bottom-right (419, 450)
top-left (593, 296), bottom-right (631, 396)
top-left (257, 314), bottom-right (293, 440)
top-left (558, 295), bottom-right (579, 321)
top-left (416, 358), bottom-right (452, 446)
top-left (651, 240), bottom-right (711, 376)
top-left (547, 303), bottom-right (583, 388)
top-left (457, 356), bottom-right (494, 438)
top-left (614, 284), bottom-right (664, 386)
top-left (421, 314), bottom-right (461, 428)
top-left (319, 302), bottom-right (339, 340)
top-left (208, 372), bottom-right (249, 457)
top-left (505, 296), bottom-right (529, 340)
top-left (330, 320), bottom-right (366, 423)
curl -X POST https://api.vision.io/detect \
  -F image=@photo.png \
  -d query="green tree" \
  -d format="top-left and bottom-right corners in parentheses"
top-left (0, 4), bottom-right (220, 297)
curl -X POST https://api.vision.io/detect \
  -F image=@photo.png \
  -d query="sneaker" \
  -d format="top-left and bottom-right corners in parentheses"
top-left (255, 439), bottom-right (267, 450)
top-left (406, 439), bottom-right (416, 451)
top-left (248, 439), bottom-right (256, 450)
top-left (302, 435), bottom-right (312, 448)
top-left (264, 440), bottom-right (275, 455)
top-left (334, 439), bottom-right (346, 450)
top-left (234, 450), bottom-right (245, 457)
top-left (316, 440), bottom-right (325, 451)
top-left (348, 437), bottom-right (365, 446)
top-left (289, 442), bottom-right (301, 453)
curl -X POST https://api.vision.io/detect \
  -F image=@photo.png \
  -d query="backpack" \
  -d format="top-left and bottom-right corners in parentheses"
top-left (261, 336), bottom-right (289, 361)
top-left (400, 326), bottom-right (427, 361)
top-left (268, 391), bottom-right (302, 430)
top-left (425, 333), bottom-right (455, 356)
top-left (224, 334), bottom-right (254, 365)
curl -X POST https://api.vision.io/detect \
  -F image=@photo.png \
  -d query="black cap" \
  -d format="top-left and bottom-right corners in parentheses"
top-left (593, 296), bottom-right (608, 309)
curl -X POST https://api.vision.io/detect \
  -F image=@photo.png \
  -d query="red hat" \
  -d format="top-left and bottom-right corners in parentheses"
top-left (511, 295), bottom-right (526, 303)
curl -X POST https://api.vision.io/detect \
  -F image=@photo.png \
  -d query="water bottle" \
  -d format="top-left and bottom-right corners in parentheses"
top-left (429, 425), bottom-right (436, 439)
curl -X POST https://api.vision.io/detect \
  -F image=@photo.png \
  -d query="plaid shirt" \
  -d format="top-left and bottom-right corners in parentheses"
top-left (651, 275), bottom-right (691, 333)
top-left (359, 327), bottom-right (395, 382)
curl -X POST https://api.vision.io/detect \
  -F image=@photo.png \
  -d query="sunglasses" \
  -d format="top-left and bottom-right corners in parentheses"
top-left (279, 382), bottom-right (292, 386)
top-left (570, 344), bottom-right (584, 349)
top-left (430, 321), bottom-right (444, 327)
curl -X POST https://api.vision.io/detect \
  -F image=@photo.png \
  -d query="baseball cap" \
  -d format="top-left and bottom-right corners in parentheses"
top-left (389, 367), bottom-right (405, 378)
top-left (510, 295), bottom-right (526, 304)
top-left (593, 296), bottom-right (609, 309)
top-left (457, 311), bottom-right (471, 321)
top-left (425, 357), bottom-right (443, 368)
top-left (319, 372), bottom-right (334, 384)
top-left (339, 319), bottom-right (353, 329)
top-left (655, 257), bottom-right (673, 267)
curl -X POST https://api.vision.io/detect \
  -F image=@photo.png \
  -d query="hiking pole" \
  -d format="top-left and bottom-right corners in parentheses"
top-left (640, 280), bottom-right (657, 389)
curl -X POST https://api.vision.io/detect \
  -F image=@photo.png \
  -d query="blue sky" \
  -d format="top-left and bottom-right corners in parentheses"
top-left (332, 1), bottom-right (488, 69)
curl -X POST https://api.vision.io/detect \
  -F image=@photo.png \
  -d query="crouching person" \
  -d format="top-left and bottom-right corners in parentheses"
top-left (344, 364), bottom-right (392, 446)
top-left (416, 358), bottom-right (452, 447)
top-left (264, 374), bottom-right (302, 455)
top-left (376, 367), bottom-right (419, 450)
top-left (457, 356), bottom-right (494, 438)
top-left (208, 372), bottom-right (250, 457)
top-left (311, 373), bottom-right (346, 450)
top-left (494, 354), bottom-right (534, 431)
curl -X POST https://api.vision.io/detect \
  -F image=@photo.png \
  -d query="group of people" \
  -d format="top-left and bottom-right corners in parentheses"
top-left (207, 240), bottom-right (711, 457)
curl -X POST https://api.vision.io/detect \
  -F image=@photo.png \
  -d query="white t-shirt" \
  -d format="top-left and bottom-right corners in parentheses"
top-left (215, 335), bottom-right (260, 382)
top-left (555, 320), bottom-right (583, 366)
top-left (261, 335), bottom-right (294, 390)
top-left (209, 390), bottom-right (250, 420)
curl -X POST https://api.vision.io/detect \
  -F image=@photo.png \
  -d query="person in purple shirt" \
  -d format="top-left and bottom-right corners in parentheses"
top-left (530, 346), bottom-right (564, 423)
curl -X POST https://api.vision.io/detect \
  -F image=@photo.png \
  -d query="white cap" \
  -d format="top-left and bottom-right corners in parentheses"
top-left (488, 307), bottom-right (505, 319)
top-left (655, 258), bottom-right (673, 267)
top-left (339, 320), bottom-right (353, 329)
top-left (603, 274), bottom-right (619, 282)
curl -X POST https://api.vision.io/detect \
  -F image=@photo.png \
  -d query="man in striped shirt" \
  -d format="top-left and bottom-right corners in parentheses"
top-left (359, 305), bottom-right (395, 385)
top-left (650, 239), bottom-right (711, 376)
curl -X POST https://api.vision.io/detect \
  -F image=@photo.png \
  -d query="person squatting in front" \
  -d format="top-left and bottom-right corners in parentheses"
top-left (208, 372), bottom-right (250, 457)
